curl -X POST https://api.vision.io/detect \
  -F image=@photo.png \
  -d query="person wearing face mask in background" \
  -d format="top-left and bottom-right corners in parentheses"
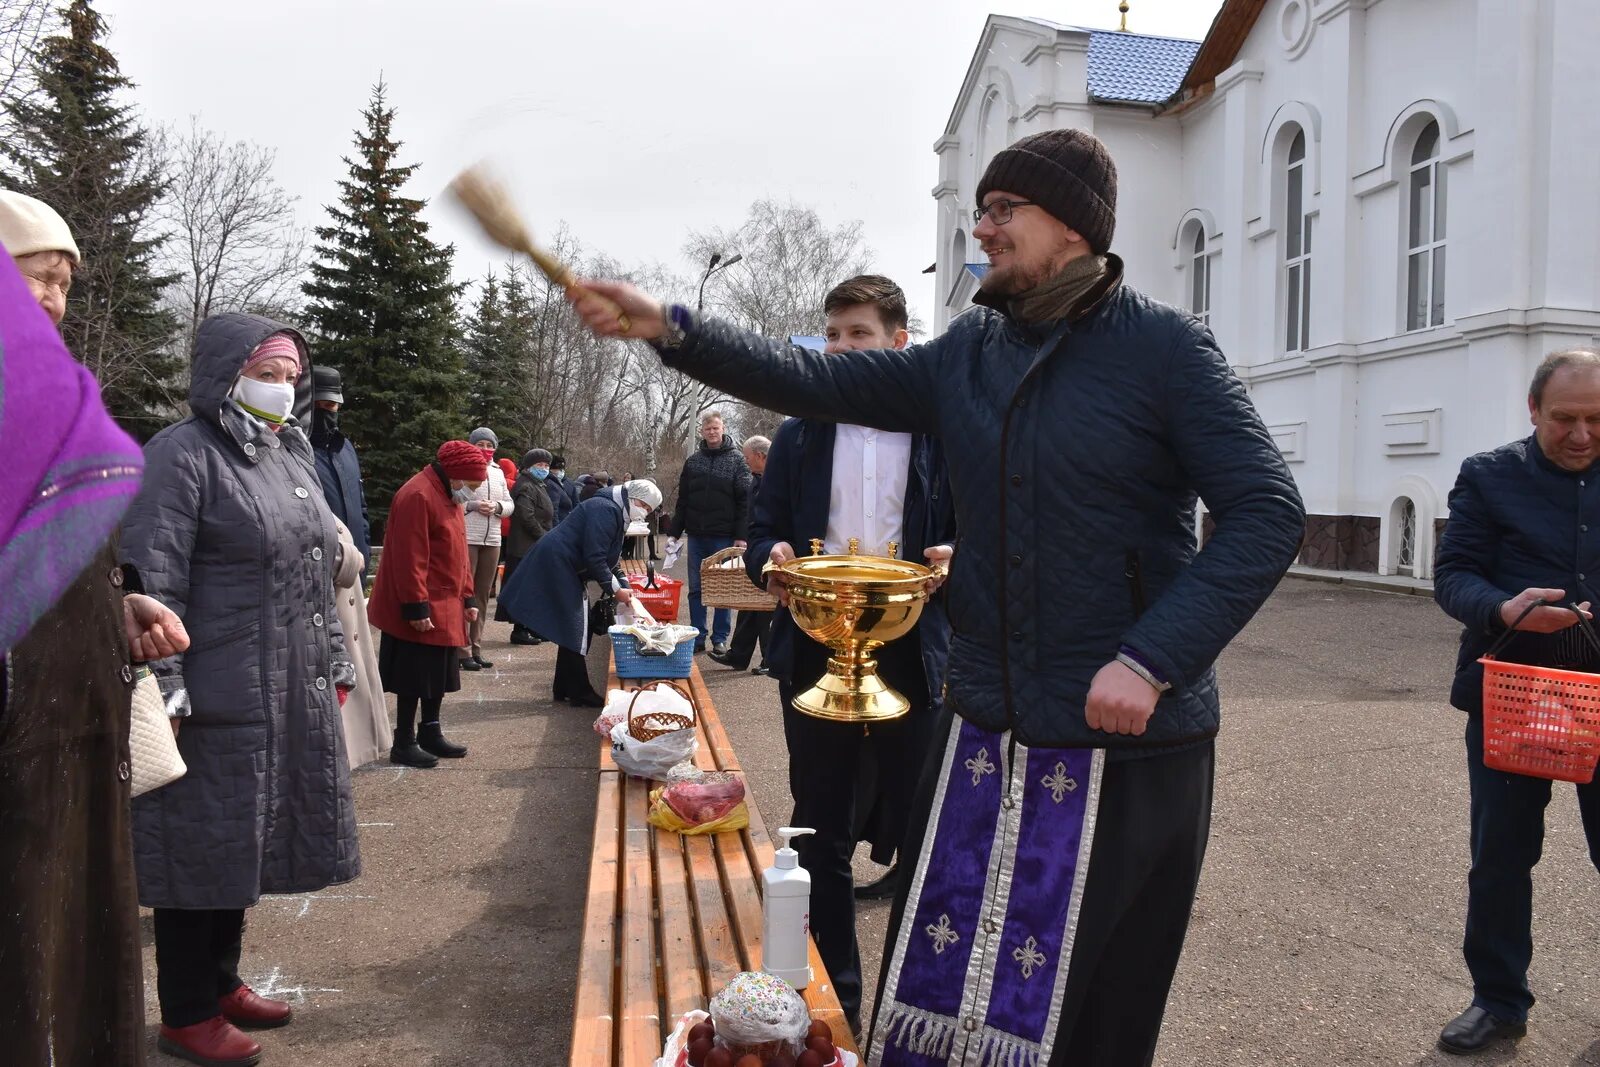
top-left (500, 448), bottom-right (556, 646)
top-left (120, 319), bottom-right (360, 1067)
top-left (498, 478), bottom-right (660, 708)
top-left (459, 427), bottom-right (514, 671)
top-left (367, 441), bottom-right (488, 768)
top-left (309, 366), bottom-right (372, 582)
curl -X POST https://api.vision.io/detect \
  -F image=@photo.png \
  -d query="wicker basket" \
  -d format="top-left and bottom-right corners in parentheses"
top-left (626, 681), bottom-right (698, 742)
top-left (699, 546), bottom-right (779, 612)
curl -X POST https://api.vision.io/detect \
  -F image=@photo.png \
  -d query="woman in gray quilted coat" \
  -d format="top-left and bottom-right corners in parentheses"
top-left (120, 315), bottom-right (360, 1067)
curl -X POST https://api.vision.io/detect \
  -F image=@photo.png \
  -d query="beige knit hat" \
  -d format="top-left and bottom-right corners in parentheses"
top-left (0, 190), bottom-right (80, 262)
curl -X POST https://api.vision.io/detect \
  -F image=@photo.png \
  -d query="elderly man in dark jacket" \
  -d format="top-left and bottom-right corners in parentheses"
top-left (568, 128), bottom-right (1305, 1067)
top-left (309, 365), bottom-right (372, 579)
top-left (669, 411), bottom-right (752, 654)
top-left (1432, 348), bottom-right (1600, 1056)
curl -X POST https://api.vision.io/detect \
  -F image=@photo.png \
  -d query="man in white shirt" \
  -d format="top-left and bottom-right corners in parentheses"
top-left (745, 276), bottom-right (955, 1033)
top-left (461, 426), bottom-right (514, 670)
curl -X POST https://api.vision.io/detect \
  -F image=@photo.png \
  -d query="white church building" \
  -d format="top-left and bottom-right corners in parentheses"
top-left (933, 0), bottom-right (1600, 578)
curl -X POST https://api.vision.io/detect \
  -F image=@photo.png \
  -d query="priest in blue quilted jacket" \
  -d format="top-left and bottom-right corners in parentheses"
top-left (567, 128), bottom-right (1305, 1067)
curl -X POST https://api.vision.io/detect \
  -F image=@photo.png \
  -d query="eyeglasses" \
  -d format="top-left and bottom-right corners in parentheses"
top-left (972, 199), bottom-right (1036, 226)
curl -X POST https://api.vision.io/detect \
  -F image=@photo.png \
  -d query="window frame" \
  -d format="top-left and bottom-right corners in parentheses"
top-left (1404, 120), bottom-right (1447, 332)
top-left (1283, 129), bottom-right (1312, 353)
top-left (1189, 225), bottom-right (1211, 326)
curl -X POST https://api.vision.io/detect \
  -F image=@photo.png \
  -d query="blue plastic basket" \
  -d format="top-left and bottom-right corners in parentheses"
top-left (611, 627), bottom-right (699, 679)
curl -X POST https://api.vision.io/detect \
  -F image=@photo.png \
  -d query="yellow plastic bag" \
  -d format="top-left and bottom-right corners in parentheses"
top-left (647, 786), bottom-right (750, 835)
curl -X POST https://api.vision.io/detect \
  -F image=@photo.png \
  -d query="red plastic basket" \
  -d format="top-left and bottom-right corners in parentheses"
top-left (1478, 601), bottom-right (1600, 783)
top-left (1479, 658), bottom-right (1600, 783)
top-left (628, 572), bottom-right (683, 623)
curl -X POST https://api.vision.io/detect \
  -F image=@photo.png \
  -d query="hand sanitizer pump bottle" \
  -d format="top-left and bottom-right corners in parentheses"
top-left (761, 826), bottom-right (816, 990)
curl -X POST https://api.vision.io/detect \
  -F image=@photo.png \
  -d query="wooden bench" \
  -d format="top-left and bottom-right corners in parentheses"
top-left (572, 660), bottom-right (859, 1067)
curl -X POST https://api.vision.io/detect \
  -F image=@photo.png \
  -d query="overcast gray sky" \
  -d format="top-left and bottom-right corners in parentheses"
top-left (101, 0), bottom-right (1222, 329)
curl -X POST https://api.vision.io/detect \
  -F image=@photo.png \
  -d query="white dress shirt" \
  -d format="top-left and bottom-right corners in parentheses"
top-left (825, 424), bottom-right (913, 558)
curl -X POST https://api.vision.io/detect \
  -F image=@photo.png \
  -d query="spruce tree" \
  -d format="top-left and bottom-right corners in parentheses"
top-left (461, 268), bottom-right (529, 450)
top-left (5, 0), bottom-right (180, 438)
top-left (303, 80), bottom-right (464, 539)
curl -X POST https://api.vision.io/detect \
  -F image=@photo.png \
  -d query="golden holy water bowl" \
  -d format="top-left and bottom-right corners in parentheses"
top-left (765, 538), bottom-right (939, 723)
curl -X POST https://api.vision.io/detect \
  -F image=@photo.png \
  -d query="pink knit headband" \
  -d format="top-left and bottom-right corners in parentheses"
top-left (242, 332), bottom-right (302, 379)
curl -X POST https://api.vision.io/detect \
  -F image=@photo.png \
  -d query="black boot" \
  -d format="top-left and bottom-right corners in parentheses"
top-left (510, 626), bottom-right (540, 646)
top-left (418, 720), bottom-right (468, 758)
top-left (390, 697), bottom-right (439, 767)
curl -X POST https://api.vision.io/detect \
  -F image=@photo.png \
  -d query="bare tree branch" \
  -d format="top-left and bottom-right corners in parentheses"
top-left (155, 117), bottom-right (307, 353)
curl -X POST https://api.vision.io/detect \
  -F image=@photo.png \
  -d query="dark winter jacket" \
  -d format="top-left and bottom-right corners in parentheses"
top-left (120, 313), bottom-right (359, 908)
top-left (1435, 436), bottom-right (1600, 714)
top-left (507, 468), bottom-right (557, 560)
top-left (312, 422), bottom-right (371, 580)
top-left (747, 419), bottom-right (954, 699)
top-left (669, 436), bottom-right (752, 540)
top-left (545, 474), bottom-right (576, 523)
top-left (499, 488), bottom-right (629, 652)
top-left (0, 543), bottom-right (145, 1064)
top-left (655, 257), bottom-right (1305, 752)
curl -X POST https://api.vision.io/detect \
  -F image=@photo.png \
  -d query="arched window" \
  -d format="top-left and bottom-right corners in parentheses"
top-left (1283, 128), bottom-right (1312, 352)
top-left (1190, 226), bottom-right (1211, 325)
top-left (1406, 120), bottom-right (1446, 330)
top-left (1397, 497), bottom-right (1418, 575)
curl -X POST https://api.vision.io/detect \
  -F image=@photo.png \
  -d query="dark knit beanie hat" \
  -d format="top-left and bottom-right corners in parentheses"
top-left (976, 128), bottom-right (1118, 254)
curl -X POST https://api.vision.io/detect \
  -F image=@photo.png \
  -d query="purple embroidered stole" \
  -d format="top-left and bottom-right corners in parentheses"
top-left (870, 716), bottom-right (1104, 1067)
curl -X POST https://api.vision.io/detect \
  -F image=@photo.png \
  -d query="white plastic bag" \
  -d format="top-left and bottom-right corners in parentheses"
top-left (610, 719), bottom-right (698, 780)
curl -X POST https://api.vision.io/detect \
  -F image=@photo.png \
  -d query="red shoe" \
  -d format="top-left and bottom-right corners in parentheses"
top-left (219, 984), bottom-right (293, 1028)
top-left (157, 1016), bottom-right (262, 1066)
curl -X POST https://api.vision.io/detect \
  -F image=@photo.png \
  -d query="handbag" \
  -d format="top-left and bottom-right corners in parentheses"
top-left (128, 665), bottom-right (186, 797)
top-left (589, 592), bottom-right (617, 636)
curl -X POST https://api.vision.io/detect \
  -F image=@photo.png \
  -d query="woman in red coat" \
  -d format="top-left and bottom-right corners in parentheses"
top-left (368, 441), bottom-right (488, 768)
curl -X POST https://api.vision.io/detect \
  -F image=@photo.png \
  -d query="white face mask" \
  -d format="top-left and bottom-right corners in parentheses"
top-left (231, 376), bottom-right (295, 424)
top-left (631, 503), bottom-right (651, 523)
top-left (453, 487), bottom-right (476, 504)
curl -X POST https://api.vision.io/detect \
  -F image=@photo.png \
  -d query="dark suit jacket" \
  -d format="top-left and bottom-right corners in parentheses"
top-left (745, 417), bottom-right (955, 697)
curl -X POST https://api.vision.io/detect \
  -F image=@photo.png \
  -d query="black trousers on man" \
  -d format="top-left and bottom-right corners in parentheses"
top-left (1463, 716), bottom-right (1600, 1023)
top-left (781, 642), bottom-right (931, 1026)
top-left (153, 907), bottom-right (247, 1027)
top-left (871, 709), bottom-right (1215, 1067)
top-left (721, 610), bottom-right (771, 670)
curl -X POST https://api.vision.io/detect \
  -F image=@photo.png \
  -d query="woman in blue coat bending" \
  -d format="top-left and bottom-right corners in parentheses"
top-left (499, 479), bottom-right (662, 706)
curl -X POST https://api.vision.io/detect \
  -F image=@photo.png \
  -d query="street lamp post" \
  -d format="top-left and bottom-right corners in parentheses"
top-left (697, 251), bottom-right (743, 311)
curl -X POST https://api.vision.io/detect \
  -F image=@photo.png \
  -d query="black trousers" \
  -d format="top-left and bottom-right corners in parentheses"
top-left (722, 610), bottom-right (771, 669)
top-left (153, 907), bottom-right (247, 1027)
top-left (781, 650), bottom-right (931, 1025)
top-left (554, 645), bottom-right (599, 700)
top-left (873, 716), bottom-right (1215, 1067)
top-left (1463, 715), bottom-right (1600, 1023)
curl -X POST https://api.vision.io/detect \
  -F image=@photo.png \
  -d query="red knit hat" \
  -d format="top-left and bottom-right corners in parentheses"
top-left (436, 440), bottom-right (489, 480)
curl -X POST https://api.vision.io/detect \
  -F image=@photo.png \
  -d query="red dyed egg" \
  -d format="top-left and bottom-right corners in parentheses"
top-left (805, 1036), bottom-right (835, 1059)
top-left (687, 1038), bottom-right (713, 1067)
top-left (704, 1047), bottom-right (734, 1067)
top-left (734, 1055), bottom-right (762, 1067)
top-left (806, 1021), bottom-right (833, 1042)
top-left (773, 1049), bottom-right (797, 1067)
top-left (796, 1051), bottom-right (824, 1067)
top-left (689, 1022), bottom-right (716, 1044)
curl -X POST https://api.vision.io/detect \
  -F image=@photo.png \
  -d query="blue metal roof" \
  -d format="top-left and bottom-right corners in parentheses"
top-left (1085, 30), bottom-right (1201, 104)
